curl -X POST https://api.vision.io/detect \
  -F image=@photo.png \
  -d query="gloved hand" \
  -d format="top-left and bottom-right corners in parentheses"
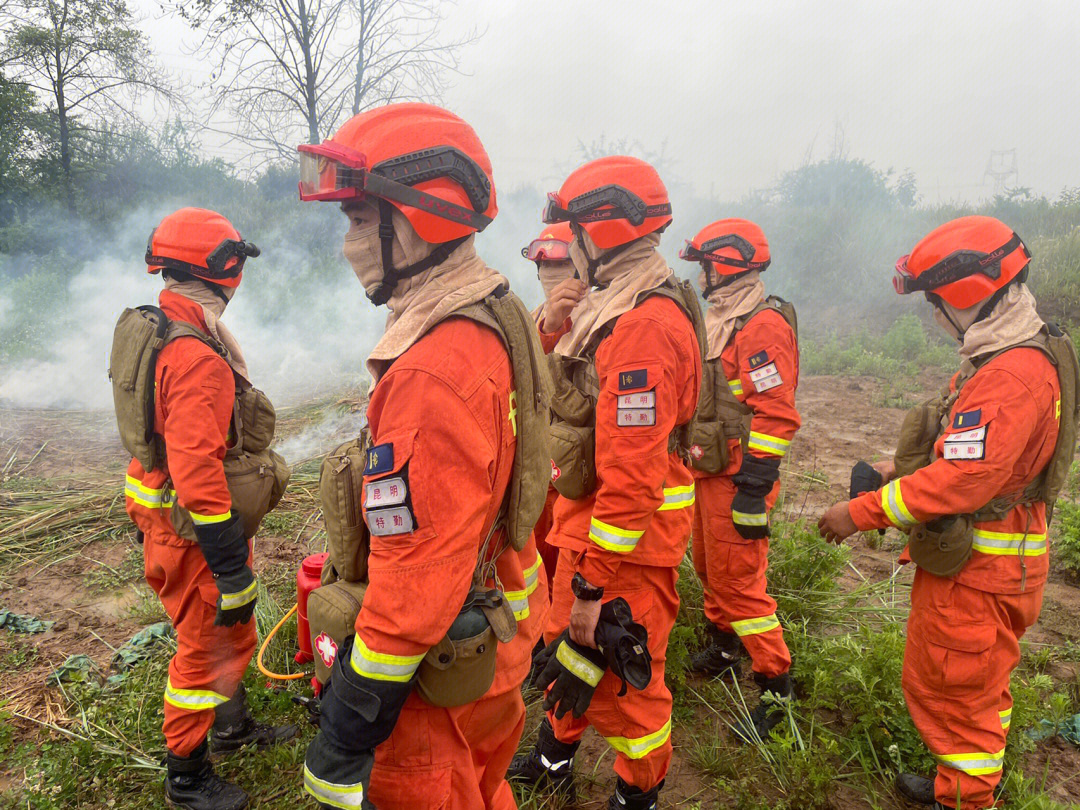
top-left (304, 738), bottom-right (376, 810)
top-left (731, 455), bottom-right (781, 540)
top-left (532, 630), bottom-right (607, 719)
top-left (594, 597), bottom-right (651, 696)
top-left (214, 566), bottom-right (258, 626)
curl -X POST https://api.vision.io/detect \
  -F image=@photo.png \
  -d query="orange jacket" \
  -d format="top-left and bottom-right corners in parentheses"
top-left (546, 296), bottom-right (702, 588)
top-left (353, 317), bottom-right (548, 696)
top-left (849, 346), bottom-right (1060, 594)
top-left (706, 308), bottom-right (800, 479)
top-left (125, 290), bottom-right (234, 536)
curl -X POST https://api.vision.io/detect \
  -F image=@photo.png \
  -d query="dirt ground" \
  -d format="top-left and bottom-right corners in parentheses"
top-left (3, 375), bottom-right (1080, 808)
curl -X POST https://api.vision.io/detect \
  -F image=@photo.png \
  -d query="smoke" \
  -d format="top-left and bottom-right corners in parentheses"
top-left (276, 408), bottom-right (368, 466)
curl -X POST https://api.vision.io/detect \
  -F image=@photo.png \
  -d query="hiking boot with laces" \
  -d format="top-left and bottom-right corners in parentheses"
top-left (507, 719), bottom-right (579, 797)
top-left (209, 684), bottom-right (300, 754)
top-left (689, 625), bottom-right (741, 678)
top-left (734, 671), bottom-right (794, 743)
top-left (165, 742), bottom-right (249, 810)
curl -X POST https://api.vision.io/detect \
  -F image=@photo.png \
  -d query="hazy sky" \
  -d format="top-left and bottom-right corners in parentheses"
top-left (142, 0), bottom-right (1080, 202)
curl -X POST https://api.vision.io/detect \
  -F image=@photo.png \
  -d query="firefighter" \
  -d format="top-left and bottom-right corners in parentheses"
top-left (819, 216), bottom-right (1079, 810)
top-left (509, 156), bottom-right (702, 810)
top-left (297, 103), bottom-right (549, 810)
top-left (677, 219), bottom-right (801, 740)
top-left (123, 208), bottom-right (298, 810)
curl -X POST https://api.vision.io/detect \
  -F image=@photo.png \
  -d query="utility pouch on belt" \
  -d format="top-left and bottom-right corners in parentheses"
top-left (318, 434), bottom-right (372, 582)
top-left (907, 515), bottom-right (974, 577)
top-left (307, 579), bottom-right (369, 686)
top-left (415, 588), bottom-right (515, 708)
top-left (547, 354), bottom-right (599, 499)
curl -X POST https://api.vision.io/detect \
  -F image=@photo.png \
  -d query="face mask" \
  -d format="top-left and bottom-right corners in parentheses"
top-left (343, 223), bottom-right (382, 293)
top-left (538, 260), bottom-right (574, 299)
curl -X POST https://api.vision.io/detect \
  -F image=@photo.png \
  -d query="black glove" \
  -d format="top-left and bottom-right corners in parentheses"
top-left (594, 597), bottom-right (651, 697)
top-left (731, 456), bottom-right (780, 540)
top-left (849, 460), bottom-right (884, 498)
top-left (213, 566), bottom-right (257, 626)
top-left (304, 635), bottom-right (413, 809)
top-left (532, 630), bottom-right (607, 719)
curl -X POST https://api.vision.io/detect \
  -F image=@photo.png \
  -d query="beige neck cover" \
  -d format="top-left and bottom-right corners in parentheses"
top-left (163, 277), bottom-right (249, 381)
top-left (701, 270), bottom-right (766, 361)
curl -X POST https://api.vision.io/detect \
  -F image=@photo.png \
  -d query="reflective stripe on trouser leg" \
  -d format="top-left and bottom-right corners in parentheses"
top-left (730, 615), bottom-right (781, 637)
top-left (164, 678), bottom-right (231, 711)
top-left (605, 718), bottom-right (672, 759)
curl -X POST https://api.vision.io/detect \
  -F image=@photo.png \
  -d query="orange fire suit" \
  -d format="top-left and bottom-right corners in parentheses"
top-left (124, 290), bottom-right (255, 757)
top-left (691, 308), bottom-right (800, 678)
top-left (849, 346), bottom-right (1059, 809)
top-left (541, 296), bottom-right (701, 790)
top-left (305, 317), bottom-right (549, 810)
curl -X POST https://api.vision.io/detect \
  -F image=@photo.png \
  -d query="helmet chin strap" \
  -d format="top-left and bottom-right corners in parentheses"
top-left (569, 221), bottom-right (633, 290)
top-left (702, 266), bottom-right (751, 298)
top-left (367, 198), bottom-right (470, 307)
top-left (928, 269), bottom-right (1028, 341)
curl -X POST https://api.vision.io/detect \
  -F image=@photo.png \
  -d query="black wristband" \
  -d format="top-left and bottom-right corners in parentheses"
top-left (572, 572), bottom-right (604, 602)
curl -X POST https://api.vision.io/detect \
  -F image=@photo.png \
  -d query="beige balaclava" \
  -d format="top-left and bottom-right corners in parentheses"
top-left (533, 260), bottom-right (577, 326)
top-left (163, 275), bottom-right (249, 380)
top-left (700, 268), bottom-right (766, 361)
top-left (936, 283), bottom-right (1045, 361)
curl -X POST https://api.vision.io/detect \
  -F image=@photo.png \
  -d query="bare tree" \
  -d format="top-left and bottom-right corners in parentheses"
top-left (4, 0), bottom-right (171, 210)
top-left (174, 0), bottom-right (478, 164)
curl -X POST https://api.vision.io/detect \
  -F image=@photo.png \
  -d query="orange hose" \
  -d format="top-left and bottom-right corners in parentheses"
top-left (257, 603), bottom-right (310, 681)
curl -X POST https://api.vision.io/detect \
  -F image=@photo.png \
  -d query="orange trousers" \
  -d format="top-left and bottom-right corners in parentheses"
top-left (903, 568), bottom-right (1043, 809)
top-left (691, 475), bottom-right (790, 678)
top-left (143, 529), bottom-right (257, 757)
top-left (545, 550), bottom-right (678, 790)
top-left (368, 687), bottom-right (526, 810)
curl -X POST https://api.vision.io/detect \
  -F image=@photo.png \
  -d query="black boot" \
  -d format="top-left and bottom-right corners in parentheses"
top-left (734, 672), bottom-right (794, 743)
top-left (165, 741), bottom-right (249, 810)
top-left (209, 684), bottom-right (300, 754)
top-left (607, 777), bottom-right (663, 810)
top-left (507, 719), bottom-right (578, 796)
top-left (689, 625), bottom-right (741, 678)
top-left (896, 773), bottom-right (936, 805)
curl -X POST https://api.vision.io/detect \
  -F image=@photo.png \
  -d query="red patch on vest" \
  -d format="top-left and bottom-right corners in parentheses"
top-left (315, 632), bottom-right (338, 668)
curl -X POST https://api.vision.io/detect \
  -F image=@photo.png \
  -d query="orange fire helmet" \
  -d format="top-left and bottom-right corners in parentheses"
top-left (145, 208), bottom-right (259, 288)
top-left (679, 218), bottom-right (770, 296)
top-left (297, 102), bottom-right (497, 304)
top-left (522, 221), bottom-right (573, 265)
top-left (543, 156), bottom-right (671, 250)
top-left (894, 216), bottom-right (1030, 309)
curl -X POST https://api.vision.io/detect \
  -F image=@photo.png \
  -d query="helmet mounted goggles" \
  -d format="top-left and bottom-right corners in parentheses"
top-left (522, 237), bottom-right (571, 263)
top-left (297, 142), bottom-right (493, 232)
top-left (893, 232), bottom-right (1027, 296)
top-left (679, 233), bottom-right (771, 272)
top-left (145, 231), bottom-right (261, 279)
top-left (542, 184), bottom-right (671, 227)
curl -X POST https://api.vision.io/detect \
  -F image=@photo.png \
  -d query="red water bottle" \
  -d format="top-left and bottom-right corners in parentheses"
top-left (295, 552), bottom-right (328, 665)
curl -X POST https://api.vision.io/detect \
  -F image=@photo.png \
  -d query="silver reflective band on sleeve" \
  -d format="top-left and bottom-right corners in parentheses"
top-left (728, 379), bottom-right (744, 397)
top-left (124, 475), bottom-right (173, 509)
top-left (747, 431), bottom-right (790, 457)
top-left (163, 678), bottom-right (230, 711)
top-left (303, 764), bottom-right (366, 809)
top-left (605, 717), bottom-right (672, 759)
top-left (972, 530), bottom-right (1048, 556)
top-left (732, 509), bottom-right (768, 526)
top-left (588, 518), bottom-right (644, 554)
top-left (190, 509), bottom-right (232, 525)
top-left (219, 579), bottom-right (257, 611)
top-left (505, 553), bottom-right (544, 621)
top-left (881, 480), bottom-right (916, 528)
top-left (936, 749), bottom-right (1004, 776)
top-left (349, 636), bottom-right (424, 683)
top-left (658, 484), bottom-right (695, 511)
top-left (556, 641), bottom-right (604, 687)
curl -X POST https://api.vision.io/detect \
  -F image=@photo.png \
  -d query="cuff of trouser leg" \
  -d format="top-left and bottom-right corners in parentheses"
top-left (304, 733), bottom-right (373, 810)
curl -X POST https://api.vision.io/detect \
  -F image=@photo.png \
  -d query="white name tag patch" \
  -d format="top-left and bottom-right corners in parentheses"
top-left (365, 476), bottom-right (408, 508)
top-left (943, 425), bottom-right (986, 461)
top-left (617, 391), bottom-right (656, 409)
top-left (749, 362), bottom-right (782, 393)
top-left (366, 506), bottom-right (415, 536)
top-left (617, 408), bottom-right (656, 427)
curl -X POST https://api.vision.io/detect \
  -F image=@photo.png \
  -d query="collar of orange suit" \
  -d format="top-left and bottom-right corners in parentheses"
top-left (366, 232), bottom-right (507, 381)
top-left (703, 271), bottom-right (765, 361)
top-left (554, 230), bottom-right (671, 358)
top-left (958, 283), bottom-right (1045, 362)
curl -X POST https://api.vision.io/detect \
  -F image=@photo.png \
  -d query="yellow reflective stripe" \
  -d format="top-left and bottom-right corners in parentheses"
top-left (731, 614), bottom-right (781, 637)
top-left (728, 379), bottom-right (744, 397)
top-left (999, 708), bottom-right (1012, 729)
top-left (732, 509), bottom-right (768, 526)
top-left (937, 749), bottom-right (1004, 776)
top-left (303, 764), bottom-right (366, 809)
top-left (881, 480), bottom-right (917, 527)
top-left (556, 640), bottom-right (604, 687)
top-left (190, 509), bottom-right (232, 525)
top-left (972, 529), bottom-right (1048, 556)
top-left (349, 637), bottom-right (424, 682)
top-left (219, 578), bottom-right (257, 610)
top-left (505, 553), bottom-right (544, 621)
top-left (657, 484), bottom-right (695, 511)
top-left (747, 431), bottom-right (789, 457)
top-left (124, 475), bottom-right (168, 508)
top-left (508, 390), bottom-right (518, 437)
top-left (163, 678), bottom-right (230, 711)
top-left (588, 518), bottom-right (644, 554)
top-left (125, 475), bottom-right (164, 497)
top-left (605, 718), bottom-right (672, 759)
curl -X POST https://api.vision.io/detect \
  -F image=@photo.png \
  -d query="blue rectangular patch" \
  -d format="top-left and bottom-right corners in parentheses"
top-left (748, 350), bottom-right (770, 369)
top-left (618, 369), bottom-right (648, 390)
top-left (364, 443), bottom-right (394, 476)
top-left (953, 409), bottom-right (982, 430)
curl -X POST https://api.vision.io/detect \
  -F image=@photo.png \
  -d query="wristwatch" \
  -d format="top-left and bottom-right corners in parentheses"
top-left (571, 572), bottom-right (604, 602)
